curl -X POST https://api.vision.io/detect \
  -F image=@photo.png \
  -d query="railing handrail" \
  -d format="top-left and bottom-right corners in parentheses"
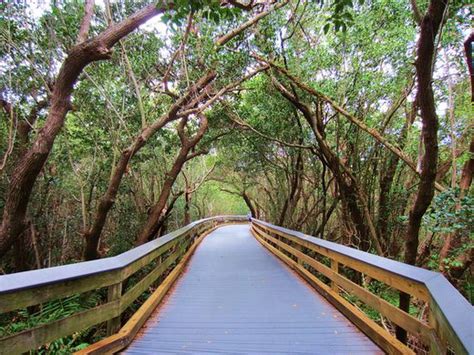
top-left (424, 275), bottom-right (473, 354)
top-left (252, 218), bottom-right (473, 354)
top-left (1, 215), bottom-right (248, 354)
top-left (0, 215), bottom-right (245, 295)
top-left (253, 219), bottom-right (438, 282)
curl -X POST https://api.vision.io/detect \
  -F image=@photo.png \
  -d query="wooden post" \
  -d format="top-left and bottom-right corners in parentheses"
top-left (331, 259), bottom-right (339, 293)
top-left (427, 303), bottom-right (447, 355)
top-left (275, 232), bottom-right (283, 253)
top-left (107, 282), bottom-right (122, 335)
top-left (295, 243), bottom-right (304, 266)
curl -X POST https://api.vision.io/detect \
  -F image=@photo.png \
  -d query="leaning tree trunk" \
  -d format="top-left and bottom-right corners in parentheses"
top-left (397, 0), bottom-right (448, 343)
top-left (272, 78), bottom-right (384, 255)
top-left (82, 71), bottom-right (215, 260)
top-left (183, 190), bottom-right (192, 226)
top-left (182, 167), bottom-right (193, 229)
top-left (278, 150), bottom-right (303, 227)
top-left (242, 191), bottom-right (258, 218)
top-left (0, 3), bottom-right (170, 259)
top-left (464, 32), bottom-right (474, 101)
top-left (136, 115), bottom-right (209, 245)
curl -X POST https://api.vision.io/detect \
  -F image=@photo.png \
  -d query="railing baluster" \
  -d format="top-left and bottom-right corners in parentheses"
top-left (107, 281), bottom-right (123, 335)
top-left (428, 303), bottom-right (448, 355)
top-left (295, 242), bottom-right (305, 266)
top-left (331, 259), bottom-right (339, 293)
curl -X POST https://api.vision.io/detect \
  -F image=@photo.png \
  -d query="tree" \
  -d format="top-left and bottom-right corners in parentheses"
top-left (0, 2), bottom-right (171, 259)
top-left (398, 0), bottom-right (448, 343)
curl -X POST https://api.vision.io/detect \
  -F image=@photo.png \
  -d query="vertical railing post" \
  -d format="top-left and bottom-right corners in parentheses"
top-left (107, 281), bottom-right (123, 335)
top-left (294, 242), bottom-right (304, 266)
top-left (427, 303), bottom-right (447, 355)
top-left (330, 259), bottom-right (339, 293)
top-left (274, 231), bottom-right (282, 252)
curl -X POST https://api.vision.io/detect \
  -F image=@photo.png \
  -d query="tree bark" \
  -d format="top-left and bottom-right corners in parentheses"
top-left (76, 0), bottom-right (95, 44)
top-left (464, 31), bottom-right (474, 102)
top-left (315, 197), bottom-right (339, 237)
top-left (243, 191), bottom-right (258, 218)
top-left (278, 150), bottom-right (303, 226)
top-left (183, 173), bottom-right (192, 226)
top-left (161, 190), bottom-right (185, 232)
top-left (183, 188), bottom-right (191, 225)
top-left (377, 118), bottom-right (410, 253)
top-left (398, 0), bottom-right (447, 343)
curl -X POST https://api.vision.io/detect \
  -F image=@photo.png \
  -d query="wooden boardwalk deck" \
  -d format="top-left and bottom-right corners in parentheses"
top-left (124, 224), bottom-right (382, 354)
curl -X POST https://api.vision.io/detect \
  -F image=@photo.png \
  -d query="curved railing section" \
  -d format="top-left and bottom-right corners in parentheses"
top-left (0, 215), bottom-right (247, 354)
top-left (251, 218), bottom-right (473, 355)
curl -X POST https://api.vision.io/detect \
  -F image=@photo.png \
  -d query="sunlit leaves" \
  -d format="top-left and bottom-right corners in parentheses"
top-left (162, 0), bottom-right (239, 28)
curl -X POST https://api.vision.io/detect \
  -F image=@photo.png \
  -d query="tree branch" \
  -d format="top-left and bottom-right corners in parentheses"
top-left (179, 65), bottom-right (269, 117)
top-left (223, 102), bottom-right (314, 150)
top-left (76, 0), bottom-right (95, 44)
top-left (410, 0), bottom-right (423, 25)
top-left (215, 1), bottom-right (288, 46)
top-left (255, 54), bottom-right (445, 191)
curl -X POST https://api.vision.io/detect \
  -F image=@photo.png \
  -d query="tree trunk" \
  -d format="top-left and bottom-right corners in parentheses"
top-left (136, 115), bottom-right (209, 245)
top-left (184, 188), bottom-right (191, 225)
top-left (82, 71), bottom-right (215, 260)
top-left (278, 150), bottom-right (303, 227)
top-left (377, 118), bottom-right (410, 253)
top-left (398, 0), bottom-right (447, 343)
top-left (273, 78), bottom-right (384, 255)
top-left (243, 191), bottom-right (257, 218)
top-left (0, 3), bottom-right (169, 259)
top-left (464, 31), bottom-right (474, 102)
top-left (136, 145), bottom-right (190, 245)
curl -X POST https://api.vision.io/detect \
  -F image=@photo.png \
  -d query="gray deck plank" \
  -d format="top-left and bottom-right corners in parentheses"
top-left (124, 224), bottom-right (382, 354)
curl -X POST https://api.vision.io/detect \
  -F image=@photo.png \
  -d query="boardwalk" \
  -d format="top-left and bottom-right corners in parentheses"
top-left (124, 224), bottom-right (381, 354)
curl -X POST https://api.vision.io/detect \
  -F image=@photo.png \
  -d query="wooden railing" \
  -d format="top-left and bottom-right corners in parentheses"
top-left (1, 216), bottom-right (471, 354)
top-left (0, 215), bottom-right (247, 354)
top-left (251, 219), bottom-right (473, 355)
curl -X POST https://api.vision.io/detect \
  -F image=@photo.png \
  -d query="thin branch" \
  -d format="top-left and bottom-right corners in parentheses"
top-left (215, 1), bottom-right (288, 46)
top-left (106, 0), bottom-right (146, 128)
top-left (179, 65), bottom-right (269, 117)
top-left (0, 100), bottom-right (16, 172)
top-left (189, 163), bottom-right (216, 194)
top-left (223, 102), bottom-right (314, 150)
top-left (410, 0), bottom-right (422, 25)
top-left (185, 149), bottom-right (209, 162)
top-left (380, 77), bottom-right (416, 133)
top-left (220, 187), bottom-right (242, 196)
top-left (76, 0), bottom-right (95, 44)
top-left (162, 12), bottom-right (194, 90)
